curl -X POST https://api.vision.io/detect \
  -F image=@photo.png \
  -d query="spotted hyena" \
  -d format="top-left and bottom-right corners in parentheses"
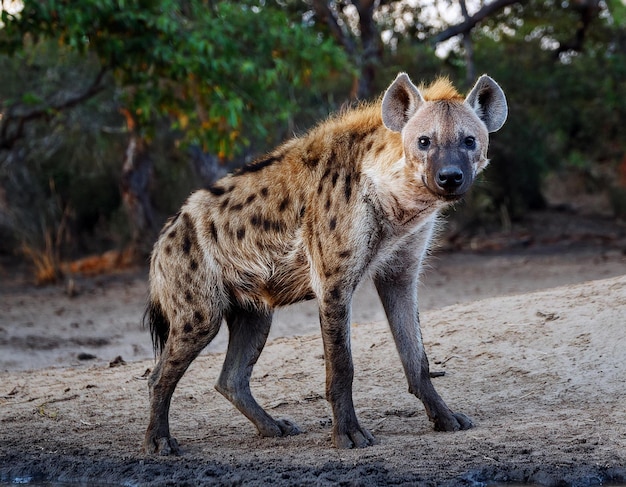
top-left (143, 73), bottom-right (508, 455)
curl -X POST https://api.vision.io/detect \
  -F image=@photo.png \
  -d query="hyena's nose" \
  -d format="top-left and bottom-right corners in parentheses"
top-left (436, 166), bottom-right (464, 190)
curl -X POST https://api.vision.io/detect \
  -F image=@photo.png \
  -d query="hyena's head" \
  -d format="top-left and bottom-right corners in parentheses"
top-left (382, 73), bottom-right (507, 201)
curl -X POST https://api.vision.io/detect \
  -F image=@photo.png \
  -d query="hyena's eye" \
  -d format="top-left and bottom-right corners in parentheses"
top-left (464, 136), bottom-right (476, 149)
top-left (418, 136), bottom-right (431, 150)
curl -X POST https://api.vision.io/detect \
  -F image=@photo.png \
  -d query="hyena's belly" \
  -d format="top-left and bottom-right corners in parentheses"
top-left (216, 235), bottom-right (315, 310)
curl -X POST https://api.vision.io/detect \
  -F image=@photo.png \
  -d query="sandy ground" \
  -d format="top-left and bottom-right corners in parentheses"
top-left (1, 212), bottom-right (626, 486)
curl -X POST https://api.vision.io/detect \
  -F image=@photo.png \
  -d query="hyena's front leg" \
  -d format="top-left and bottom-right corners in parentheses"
top-left (318, 284), bottom-right (377, 449)
top-left (374, 271), bottom-right (473, 432)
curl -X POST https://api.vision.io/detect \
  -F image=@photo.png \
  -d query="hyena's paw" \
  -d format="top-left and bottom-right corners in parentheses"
top-left (332, 424), bottom-right (378, 449)
top-left (258, 418), bottom-right (302, 437)
top-left (276, 418), bottom-right (303, 436)
top-left (433, 411), bottom-right (473, 432)
top-left (144, 436), bottom-right (182, 456)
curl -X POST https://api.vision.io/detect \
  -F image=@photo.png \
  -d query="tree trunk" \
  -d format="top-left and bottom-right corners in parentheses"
top-left (311, 0), bottom-right (383, 100)
top-left (120, 133), bottom-right (155, 256)
top-left (354, 0), bottom-right (382, 99)
top-left (459, 0), bottom-right (476, 87)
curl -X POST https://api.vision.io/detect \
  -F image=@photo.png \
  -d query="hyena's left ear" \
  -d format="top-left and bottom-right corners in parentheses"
top-left (465, 75), bottom-right (508, 133)
top-left (382, 72), bottom-right (425, 133)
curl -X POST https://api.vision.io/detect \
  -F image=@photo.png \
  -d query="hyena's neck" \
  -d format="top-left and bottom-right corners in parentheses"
top-left (296, 104), bottom-right (446, 231)
top-left (362, 155), bottom-right (446, 230)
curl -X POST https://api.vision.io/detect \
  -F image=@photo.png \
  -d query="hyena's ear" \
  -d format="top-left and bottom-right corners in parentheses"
top-left (382, 72), bottom-right (425, 133)
top-left (465, 75), bottom-right (508, 133)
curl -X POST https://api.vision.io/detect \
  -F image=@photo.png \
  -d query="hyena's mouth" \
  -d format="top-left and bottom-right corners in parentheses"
top-left (421, 175), bottom-right (467, 203)
top-left (440, 191), bottom-right (467, 202)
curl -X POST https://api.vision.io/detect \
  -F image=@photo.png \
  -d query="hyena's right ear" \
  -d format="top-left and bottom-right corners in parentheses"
top-left (382, 72), bottom-right (425, 133)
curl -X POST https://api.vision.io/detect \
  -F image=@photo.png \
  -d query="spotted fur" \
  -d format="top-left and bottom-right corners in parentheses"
top-left (143, 73), bottom-right (508, 455)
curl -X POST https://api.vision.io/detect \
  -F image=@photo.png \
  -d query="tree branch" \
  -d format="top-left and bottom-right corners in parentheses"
top-left (0, 66), bottom-right (108, 151)
top-left (309, 0), bottom-right (356, 55)
top-left (430, 0), bottom-right (525, 44)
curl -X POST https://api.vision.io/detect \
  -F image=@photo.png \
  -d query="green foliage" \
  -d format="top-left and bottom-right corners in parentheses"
top-left (447, 1), bottom-right (626, 219)
top-left (606, 0), bottom-right (626, 26)
top-left (0, 42), bottom-right (127, 255)
top-left (2, 0), bottom-right (626, 264)
top-left (1, 0), bottom-right (350, 157)
top-left (0, 1), bottom-right (351, 263)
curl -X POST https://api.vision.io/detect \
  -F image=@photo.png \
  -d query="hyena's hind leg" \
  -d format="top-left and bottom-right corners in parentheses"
top-left (215, 305), bottom-right (302, 438)
top-left (144, 300), bottom-right (223, 455)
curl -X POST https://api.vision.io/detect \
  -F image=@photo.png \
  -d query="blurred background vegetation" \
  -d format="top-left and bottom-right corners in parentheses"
top-left (1, 0), bottom-right (625, 282)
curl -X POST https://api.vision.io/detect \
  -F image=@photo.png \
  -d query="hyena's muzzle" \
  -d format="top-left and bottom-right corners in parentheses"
top-left (425, 147), bottom-right (474, 200)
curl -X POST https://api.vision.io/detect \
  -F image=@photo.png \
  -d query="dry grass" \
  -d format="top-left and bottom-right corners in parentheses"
top-left (19, 198), bottom-right (70, 285)
top-left (21, 231), bottom-right (63, 285)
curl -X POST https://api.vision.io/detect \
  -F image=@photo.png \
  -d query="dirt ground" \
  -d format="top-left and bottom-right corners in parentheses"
top-left (1, 211), bottom-right (626, 486)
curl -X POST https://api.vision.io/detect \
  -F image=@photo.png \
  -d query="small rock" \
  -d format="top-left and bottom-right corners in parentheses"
top-left (66, 278), bottom-right (79, 298)
top-left (77, 353), bottom-right (97, 361)
top-left (109, 355), bottom-right (127, 367)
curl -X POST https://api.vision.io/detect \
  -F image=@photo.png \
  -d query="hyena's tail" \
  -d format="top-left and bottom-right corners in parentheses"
top-left (143, 300), bottom-right (169, 356)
